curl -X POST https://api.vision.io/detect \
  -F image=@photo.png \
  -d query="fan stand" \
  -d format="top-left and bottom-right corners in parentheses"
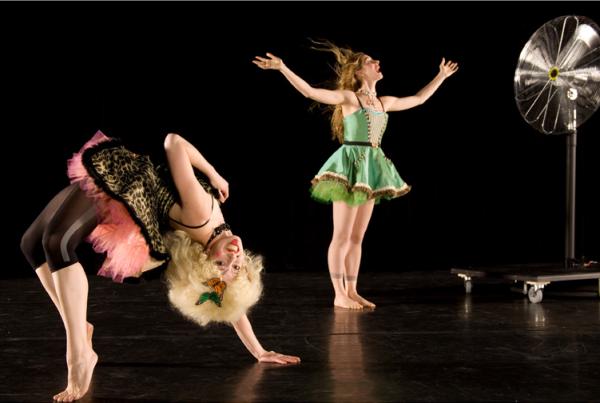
top-left (452, 112), bottom-right (600, 303)
top-left (452, 104), bottom-right (600, 302)
top-left (565, 88), bottom-right (578, 269)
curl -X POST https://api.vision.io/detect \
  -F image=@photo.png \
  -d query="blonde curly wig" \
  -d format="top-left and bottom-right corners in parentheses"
top-left (164, 230), bottom-right (263, 326)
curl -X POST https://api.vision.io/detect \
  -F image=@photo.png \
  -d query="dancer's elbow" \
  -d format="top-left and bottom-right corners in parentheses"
top-left (164, 133), bottom-right (182, 151)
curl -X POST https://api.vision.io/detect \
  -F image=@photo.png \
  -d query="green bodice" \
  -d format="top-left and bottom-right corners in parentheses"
top-left (343, 108), bottom-right (389, 146)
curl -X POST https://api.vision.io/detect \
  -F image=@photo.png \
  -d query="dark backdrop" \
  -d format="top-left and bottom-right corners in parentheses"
top-left (4, 2), bottom-right (599, 278)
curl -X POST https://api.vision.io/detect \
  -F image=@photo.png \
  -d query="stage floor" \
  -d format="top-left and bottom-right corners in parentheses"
top-left (1, 271), bottom-right (599, 402)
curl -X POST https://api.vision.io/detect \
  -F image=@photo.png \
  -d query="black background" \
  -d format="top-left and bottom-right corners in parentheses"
top-left (4, 2), bottom-right (599, 278)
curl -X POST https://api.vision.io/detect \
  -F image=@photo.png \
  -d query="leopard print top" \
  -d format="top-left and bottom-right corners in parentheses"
top-left (82, 140), bottom-right (176, 260)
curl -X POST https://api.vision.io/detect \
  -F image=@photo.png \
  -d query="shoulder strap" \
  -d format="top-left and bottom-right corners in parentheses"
top-left (354, 92), bottom-right (365, 109)
top-left (168, 196), bottom-right (214, 229)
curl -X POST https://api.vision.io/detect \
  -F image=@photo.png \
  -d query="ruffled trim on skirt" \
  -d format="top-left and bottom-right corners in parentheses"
top-left (310, 172), bottom-right (411, 206)
top-left (67, 131), bottom-right (149, 282)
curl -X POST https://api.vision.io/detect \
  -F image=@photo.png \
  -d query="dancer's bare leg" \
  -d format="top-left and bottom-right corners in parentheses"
top-left (52, 263), bottom-right (97, 402)
top-left (35, 264), bottom-right (94, 347)
top-left (329, 202), bottom-right (362, 309)
top-left (345, 200), bottom-right (376, 308)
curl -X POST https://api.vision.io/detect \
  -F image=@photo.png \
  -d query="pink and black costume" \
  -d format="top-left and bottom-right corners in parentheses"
top-left (22, 131), bottom-right (186, 282)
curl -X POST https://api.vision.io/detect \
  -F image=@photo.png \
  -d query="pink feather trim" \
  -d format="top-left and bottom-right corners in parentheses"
top-left (67, 131), bottom-right (150, 282)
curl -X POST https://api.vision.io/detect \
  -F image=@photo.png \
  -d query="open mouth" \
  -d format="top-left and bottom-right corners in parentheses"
top-left (226, 244), bottom-right (239, 253)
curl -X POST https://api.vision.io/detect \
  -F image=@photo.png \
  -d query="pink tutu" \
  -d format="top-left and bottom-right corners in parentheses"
top-left (67, 131), bottom-right (150, 282)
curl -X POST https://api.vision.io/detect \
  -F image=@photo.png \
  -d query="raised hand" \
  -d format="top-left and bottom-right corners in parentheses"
top-left (210, 173), bottom-right (229, 203)
top-left (258, 350), bottom-right (301, 365)
top-left (253, 52), bottom-right (284, 70)
top-left (439, 57), bottom-right (459, 78)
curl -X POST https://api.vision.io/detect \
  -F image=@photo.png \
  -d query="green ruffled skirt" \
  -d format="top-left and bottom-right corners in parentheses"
top-left (310, 145), bottom-right (411, 206)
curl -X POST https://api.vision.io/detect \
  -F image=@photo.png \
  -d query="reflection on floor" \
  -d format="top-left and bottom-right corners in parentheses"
top-left (1, 271), bottom-right (599, 402)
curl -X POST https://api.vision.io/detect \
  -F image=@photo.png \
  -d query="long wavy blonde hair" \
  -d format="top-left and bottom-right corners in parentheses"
top-left (164, 230), bottom-right (264, 326)
top-left (311, 39), bottom-right (368, 143)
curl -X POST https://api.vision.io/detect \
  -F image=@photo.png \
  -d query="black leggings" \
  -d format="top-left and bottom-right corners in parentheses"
top-left (21, 184), bottom-right (98, 272)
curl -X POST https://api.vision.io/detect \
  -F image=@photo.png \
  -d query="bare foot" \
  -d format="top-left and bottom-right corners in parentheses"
top-left (53, 350), bottom-right (98, 402)
top-left (348, 292), bottom-right (376, 309)
top-left (334, 295), bottom-right (363, 310)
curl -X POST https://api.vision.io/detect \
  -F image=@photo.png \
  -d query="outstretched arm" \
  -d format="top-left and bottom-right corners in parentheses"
top-left (164, 133), bottom-right (229, 203)
top-left (382, 58), bottom-right (459, 112)
top-left (232, 314), bottom-right (301, 365)
top-left (253, 52), bottom-right (353, 106)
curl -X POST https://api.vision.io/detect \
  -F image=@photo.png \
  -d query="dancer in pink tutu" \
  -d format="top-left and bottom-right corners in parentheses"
top-left (21, 131), bottom-right (300, 402)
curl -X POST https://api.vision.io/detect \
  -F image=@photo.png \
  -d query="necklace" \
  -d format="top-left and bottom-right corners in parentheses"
top-left (357, 88), bottom-right (377, 108)
top-left (205, 222), bottom-right (231, 248)
top-left (357, 88), bottom-right (376, 97)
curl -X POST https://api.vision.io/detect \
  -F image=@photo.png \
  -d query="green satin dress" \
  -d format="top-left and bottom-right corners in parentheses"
top-left (310, 97), bottom-right (411, 206)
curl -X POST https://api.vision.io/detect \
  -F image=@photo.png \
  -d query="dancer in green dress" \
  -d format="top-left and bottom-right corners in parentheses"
top-left (254, 40), bottom-right (458, 309)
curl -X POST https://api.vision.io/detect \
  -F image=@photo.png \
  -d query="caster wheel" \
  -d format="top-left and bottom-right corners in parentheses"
top-left (464, 280), bottom-right (472, 294)
top-left (528, 287), bottom-right (543, 303)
